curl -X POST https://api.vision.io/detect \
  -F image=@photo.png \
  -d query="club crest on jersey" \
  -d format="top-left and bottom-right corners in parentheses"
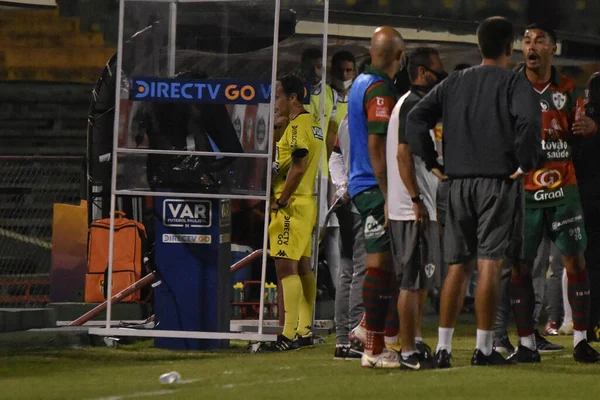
top-left (424, 264), bottom-right (436, 279)
top-left (552, 92), bottom-right (567, 110)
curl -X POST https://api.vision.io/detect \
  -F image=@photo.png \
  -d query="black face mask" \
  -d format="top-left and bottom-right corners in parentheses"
top-left (411, 66), bottom-right (448, 93)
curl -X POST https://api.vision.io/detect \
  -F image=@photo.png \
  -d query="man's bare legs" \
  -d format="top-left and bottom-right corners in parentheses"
top-left (436, 259), bottom-right (503, 357)
top-left (474, 259), bottom-right (504, 355)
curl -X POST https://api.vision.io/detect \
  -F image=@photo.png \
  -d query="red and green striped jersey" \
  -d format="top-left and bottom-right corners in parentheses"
top-left (520, 66), bottom-right (585, 208)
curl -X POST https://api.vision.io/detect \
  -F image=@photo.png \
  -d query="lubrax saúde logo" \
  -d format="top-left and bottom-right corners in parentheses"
top-left (131, 77), bottom-right (310, 104)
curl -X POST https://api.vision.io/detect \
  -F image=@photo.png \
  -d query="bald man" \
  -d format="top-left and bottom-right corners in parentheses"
top-left (347, 26), bottom-right (406, 369)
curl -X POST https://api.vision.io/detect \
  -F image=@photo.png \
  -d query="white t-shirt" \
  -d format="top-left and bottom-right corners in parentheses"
top-left (386, 91), bottom-right (439, 221)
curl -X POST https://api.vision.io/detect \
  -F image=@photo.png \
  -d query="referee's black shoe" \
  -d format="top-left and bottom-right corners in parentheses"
top-left (506, 345), bottom-right (541, 363)
top-left (263, 334), bottom-right (300, 352)
top-left (471, 349), bottom-right (512, 366)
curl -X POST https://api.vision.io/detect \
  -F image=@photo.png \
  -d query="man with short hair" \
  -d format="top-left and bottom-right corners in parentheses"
top-left (348, 26), bottom-right (405, 369)
top-left (507, 24), bottom-right (600, 364)
top-left (265, 74), bottom-right (324, 351)
top-left (407, 16), bottom-right (542, 367)
top-left (390, 47), bottom-right (448, 370)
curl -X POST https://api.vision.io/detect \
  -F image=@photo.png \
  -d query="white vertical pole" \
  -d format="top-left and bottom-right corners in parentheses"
top-left (106, 0), bottom-right (126, 329)
top-left (168, 1), bottom-right (177, 76)
top-left (312, 0), bottom-right (329, 327)
top-left (258, 0), bottom-right (281, 336)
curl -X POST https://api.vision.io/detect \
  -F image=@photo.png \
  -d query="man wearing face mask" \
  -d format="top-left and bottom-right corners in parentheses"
top-left (389, 47), bottom-right (448, 370)
top-left (407, 17), bottom-right (542, 367)
top-left (347, 26), bottom-right (405, 369)
top-left (328, 51), bottom-right (357, 150)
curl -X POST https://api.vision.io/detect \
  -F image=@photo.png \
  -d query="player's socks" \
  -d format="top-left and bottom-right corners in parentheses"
top-left (510, 271), bottom-right (536, 340)
top-left (574, 330), bottom-right (587, 347)
top-left (520, 334), bottom-right (536, 351)
top-left (415, 336), bottom-right (423, 343)
top-left (436, 327), bottom-right (454, 353)
top-left (384, 274), bottom-right (399, 344)
top-left (401, 350), bottom-right (417, 359)
top-left (567, 268), bottom-right (590, 344)
top-left (363, 268), bottom-right (389, 355)
top-left (476, 329), bottom-right (493, 356)
top-left (281, 274), bottom-right (303, 340)
top-left (297, 271), bottom-right (317, 336)
top-left (562, 269), bottom-right (573, 326)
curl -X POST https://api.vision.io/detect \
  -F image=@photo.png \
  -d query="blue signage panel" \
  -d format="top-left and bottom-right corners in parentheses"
top-left (153, 197), bottom-right (232, 350)
top-left (130, 76), bottom-right (311, 104)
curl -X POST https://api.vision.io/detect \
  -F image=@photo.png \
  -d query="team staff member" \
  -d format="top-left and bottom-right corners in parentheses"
top-left (390, 47), bottom-right (448, 370)
top-left (407, 17), bottom-right (542, 367)
top-left (348, 26), bottom-right (405, 369)
top-left (265, 75), bottom-right (324, 351)
top-left (507, 25), bottom-right (600, 364)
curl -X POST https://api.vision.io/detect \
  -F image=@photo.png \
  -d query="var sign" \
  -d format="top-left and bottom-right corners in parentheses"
top-left (163, 199), bottom-right (212, 228)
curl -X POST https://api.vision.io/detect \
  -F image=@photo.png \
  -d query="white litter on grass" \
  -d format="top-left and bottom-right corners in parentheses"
top-left (88, 389), bottom-right (178, 400)
top-left (223, 370), bottom-right (233, 375)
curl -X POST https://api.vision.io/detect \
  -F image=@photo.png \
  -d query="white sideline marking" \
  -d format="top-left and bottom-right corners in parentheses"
top-left (222, 377), bottom-right (304, 389)
top-left (88, 389), bottom-right (178, 400)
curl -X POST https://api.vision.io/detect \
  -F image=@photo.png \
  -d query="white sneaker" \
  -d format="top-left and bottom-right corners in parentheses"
top-left (558, 322), bottom-right (573, 336)
top-left (361, 349), bottom-right (401, 369)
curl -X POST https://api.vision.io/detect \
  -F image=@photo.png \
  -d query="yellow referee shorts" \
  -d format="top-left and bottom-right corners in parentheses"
top-left (269, 196), bottom-right (317, 261)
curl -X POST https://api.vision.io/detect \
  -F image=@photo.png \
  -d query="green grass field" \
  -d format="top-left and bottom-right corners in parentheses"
top-left (1, 324), bottom-right (599, 400)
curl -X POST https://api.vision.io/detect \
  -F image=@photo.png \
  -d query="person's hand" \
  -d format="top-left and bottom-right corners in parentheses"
top-left (332, 185), bottom-right (350, 207)
top-left (573, 115), bottom-right (597, 137)
top-left (413, 200), bottom-right (430, 226)
top-left (510, 169), bottom-right (526, 181)
top-left (432, 167), bottom-right (448, 182)
top-left (270, 197), bottom-right (293, 213)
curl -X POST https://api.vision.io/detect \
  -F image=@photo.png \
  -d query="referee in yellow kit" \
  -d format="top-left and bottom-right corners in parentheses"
top-left (264, 75), bottom-right (324, 351)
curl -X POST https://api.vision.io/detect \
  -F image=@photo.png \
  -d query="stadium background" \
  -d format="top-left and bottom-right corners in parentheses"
top-left (1, 1), bottom-right (600, 398)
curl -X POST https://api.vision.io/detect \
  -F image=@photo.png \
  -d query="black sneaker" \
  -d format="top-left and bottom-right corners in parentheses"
top-left (573, 339), bottom-right (600, 363)
top-left (471, 349), bottom-right (512, 366)
top-left (506, 345), bottom-right (541, 363)
top-left (334, 345), bottom-right (349, 360)
top-left (296, 331), bottom-right (325, 347)
top-left (263, 334), bottom-right (299, 352)
top-left (400, 352), bottom-right (436, 370)
top-left (333, 345), bottom-right (361, 360)
top-left (434, 349), bottom-right (452, 369)
top-left (493, 336), bottom-right (515, 354)
top-left (416, 341), bottom-right (433, 358)
top-left (535, 330), bottom-right (564, 353)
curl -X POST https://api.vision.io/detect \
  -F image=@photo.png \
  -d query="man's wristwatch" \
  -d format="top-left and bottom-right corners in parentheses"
top-left (275, 198), bottom-right (288, 208)
top-left (411, 194), bottom-right (424, 203)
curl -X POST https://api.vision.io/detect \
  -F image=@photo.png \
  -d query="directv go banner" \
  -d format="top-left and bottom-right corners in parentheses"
top-left (130, 77), bottom-right (310, 105)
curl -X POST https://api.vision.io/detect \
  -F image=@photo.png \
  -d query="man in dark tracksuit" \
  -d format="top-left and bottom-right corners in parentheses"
top-left (406, 17), bottom-right (542, 368)
top-left (573, 72), bottom-right (600, 342)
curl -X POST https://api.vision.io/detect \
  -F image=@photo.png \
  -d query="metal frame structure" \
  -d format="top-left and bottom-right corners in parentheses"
top-left (89, 0), bottom-right (330, 343)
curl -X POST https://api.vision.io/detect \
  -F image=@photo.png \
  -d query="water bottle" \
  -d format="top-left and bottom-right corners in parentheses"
top-left (233, 282), bottom-right (244, 302)
top-left (233, 282), bottom-right (244, 319)
top-left (159, 371), bottom-right (181, 384)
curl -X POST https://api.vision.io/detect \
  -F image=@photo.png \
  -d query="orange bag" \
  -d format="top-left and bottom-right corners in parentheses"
top-left (84, 211), bottom-right (147, 303)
